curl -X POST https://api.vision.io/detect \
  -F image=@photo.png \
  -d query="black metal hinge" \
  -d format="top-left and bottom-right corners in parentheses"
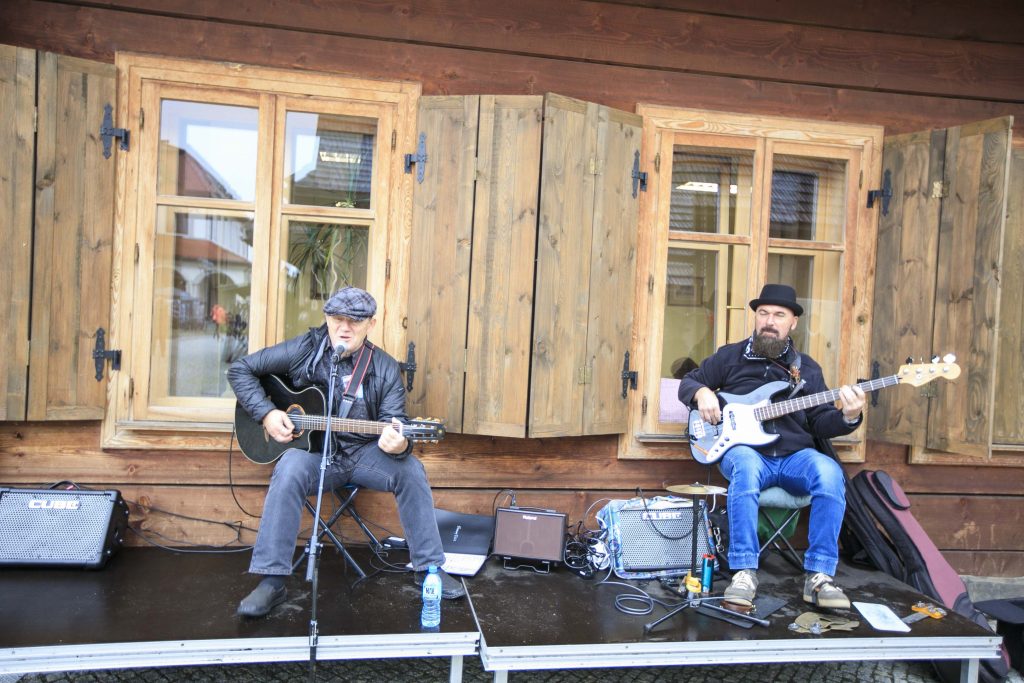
top-left (92, 327), bottom-right (121, 381)
top-left (621, 350), bottom-right (637, 399)
top-left (399, 342), bottom-right (417, 392)
top-left (867, 169), bottom-right (892, 216)
top-left (100, 104), bottom-right (130, 159)
top-left (404, 133), bottom-right (427, 183)
top-left (631, 151), bottom-right (647, 198)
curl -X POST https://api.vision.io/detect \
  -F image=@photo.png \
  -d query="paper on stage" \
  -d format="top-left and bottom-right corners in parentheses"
top-left (853, 601), bottom-right (911, 632)
top-left (406, 552), bottom-right (488, 577)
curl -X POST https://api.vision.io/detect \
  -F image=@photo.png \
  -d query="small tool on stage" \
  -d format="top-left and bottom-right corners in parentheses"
top-left (644, 483), bottom-right (770, 632)
top-left (902, 601), bottom-right (947, 624)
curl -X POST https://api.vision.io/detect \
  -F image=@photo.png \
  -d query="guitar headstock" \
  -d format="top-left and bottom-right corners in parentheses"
top-left (405, 417), bottom-right (446, 443)
top-left (897, 354), bottom-right (960, 387)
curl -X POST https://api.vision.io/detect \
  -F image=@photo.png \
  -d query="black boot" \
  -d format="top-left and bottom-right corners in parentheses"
top-left (237, 577), bottom-right (287, 618)
top-left (414, 567), bottom-right (466, 599)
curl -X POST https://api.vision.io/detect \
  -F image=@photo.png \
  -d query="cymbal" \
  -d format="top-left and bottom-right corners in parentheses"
top-left (665, 482), bottom-right (727, 496)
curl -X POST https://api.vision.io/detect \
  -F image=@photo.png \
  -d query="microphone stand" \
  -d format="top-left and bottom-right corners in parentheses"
top-left (306, 350), bottom-right (342, 680)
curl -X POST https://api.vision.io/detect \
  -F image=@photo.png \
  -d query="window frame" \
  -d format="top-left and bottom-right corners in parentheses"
top-left (620, 106), bottom-right (882, 463)
top-left (102, 54), bottom-right (419, 449)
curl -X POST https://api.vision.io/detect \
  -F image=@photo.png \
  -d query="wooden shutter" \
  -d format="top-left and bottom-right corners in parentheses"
top-left (0, 46), bottom-right (35, 421)
top-left (582, 106), bottom-right (642, 435)
top-left (869, 117), bottom-right (1012, 463)
top-left (463, 96), bottom-right (543, 437)
top-left (530, 94), bottom-right (641, 437)
top-left (993, 147), bottom-right (1024, 445)
top-left (27, 53), bottom-right (116, 420)
top-left (406, 96), bottom-right (479, 432)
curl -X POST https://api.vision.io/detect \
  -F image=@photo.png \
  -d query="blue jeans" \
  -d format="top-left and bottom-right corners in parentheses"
top-left (249, 441), bottom-right (445, 575)
top-left (718, 446), bottom-right (846, 576)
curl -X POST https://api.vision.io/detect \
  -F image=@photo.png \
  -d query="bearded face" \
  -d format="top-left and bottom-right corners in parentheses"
top-left (751, 332), bottom-right (789, 359)
top-left (751, 304), bottom-right (799, 358)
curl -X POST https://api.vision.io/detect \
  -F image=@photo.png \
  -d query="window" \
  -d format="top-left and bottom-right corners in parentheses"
top-left (103, 55), bottom-right (418, 448)
top-left (621, 107), bottom-right (881, 462)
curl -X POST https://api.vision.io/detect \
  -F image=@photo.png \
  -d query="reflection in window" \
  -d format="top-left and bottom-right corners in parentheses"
top-left (153, 208), bottom-right (254, 399)
top-left (670, 148), bottom-right (754, 235)
top-left (283, 221), bottom-right (369, 338)
top-left (769, 155), bottom-right (847, 242)
top-left (158, 101), bottom-right (259, 202)
top-left (284, 112), bottom-right (376, 209)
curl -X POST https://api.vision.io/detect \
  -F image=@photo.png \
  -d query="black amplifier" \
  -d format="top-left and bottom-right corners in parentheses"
top-left (0, 488), bottom-right (129, 569)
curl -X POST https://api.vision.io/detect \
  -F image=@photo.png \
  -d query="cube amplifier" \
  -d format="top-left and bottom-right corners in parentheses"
top-left (493, 507), bottom-right (567, 563)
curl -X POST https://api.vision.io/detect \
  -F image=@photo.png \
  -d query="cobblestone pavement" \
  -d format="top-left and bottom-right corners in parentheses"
top-left (10, 657), bottom-right (1022, 683)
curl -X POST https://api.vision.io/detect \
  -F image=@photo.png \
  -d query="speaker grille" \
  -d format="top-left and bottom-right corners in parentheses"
top-left (612, 499), bottom-right (713, 573)
top-left (0, 489), bottom-right (126, 567)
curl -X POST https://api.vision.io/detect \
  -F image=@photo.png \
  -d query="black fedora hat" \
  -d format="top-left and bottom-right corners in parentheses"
top-left (749, 284), bottom-right (803, 316)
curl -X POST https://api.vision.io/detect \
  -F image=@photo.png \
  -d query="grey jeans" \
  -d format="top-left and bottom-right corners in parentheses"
top-left (249, 441), bottom-right (445, 575)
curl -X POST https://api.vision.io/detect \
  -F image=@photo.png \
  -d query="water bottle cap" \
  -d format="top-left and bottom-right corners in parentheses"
top-left (428, 565), bottom-right (438, 573)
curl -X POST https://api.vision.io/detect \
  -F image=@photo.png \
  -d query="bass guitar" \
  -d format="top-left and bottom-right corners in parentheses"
top-left (687, 359), bottom-right (960, 465)
top-left (234, 374), bottom-right (446, 464)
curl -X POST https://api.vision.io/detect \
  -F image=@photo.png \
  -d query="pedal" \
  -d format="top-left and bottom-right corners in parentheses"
top-left (383, 536), bottom-right (408, 549)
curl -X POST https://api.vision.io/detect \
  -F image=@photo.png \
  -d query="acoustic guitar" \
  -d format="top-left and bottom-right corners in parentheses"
top-left (234, 374), bottom-right (445, 464)
top-left (687, 359), bottom-right (960, 465)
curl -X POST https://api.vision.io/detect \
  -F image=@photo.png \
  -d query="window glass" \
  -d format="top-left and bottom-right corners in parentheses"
top-left (282, 220), bottom-right (369, 338)
top-left (157, 101), bottom-right (258, 201)
top-left (670, 147), bottom-right (754, 235)
top-left (284, 112), bottom-right (376, 209)
top-left (770, 154), bottom-right (847, 243)
top-left (151, 207), bottom-right (254, 399)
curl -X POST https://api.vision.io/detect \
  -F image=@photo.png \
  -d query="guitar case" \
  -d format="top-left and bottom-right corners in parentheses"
top-left (848, 469), bottom-right (1010, 683)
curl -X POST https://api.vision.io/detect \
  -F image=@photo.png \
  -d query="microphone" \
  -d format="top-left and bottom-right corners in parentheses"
top-left (331, 342), bottom-right (347, 364)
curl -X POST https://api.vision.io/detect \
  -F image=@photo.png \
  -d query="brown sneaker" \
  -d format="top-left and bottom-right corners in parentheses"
top-left (803, 572), bottom-right (851, 609)
top-left (723, 569), bottom-right (758, 607)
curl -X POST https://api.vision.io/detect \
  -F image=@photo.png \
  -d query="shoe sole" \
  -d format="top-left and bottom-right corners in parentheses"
top-left (723, 595), bottom-right (754, 608)
top-left (237, 589), bottom-right (287, 618)
top-left (802, 592), bottom-right (850, 610)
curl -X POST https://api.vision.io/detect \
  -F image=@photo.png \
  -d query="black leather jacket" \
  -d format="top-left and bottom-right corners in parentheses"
top-left (227, 324), bottom-right (412, 456)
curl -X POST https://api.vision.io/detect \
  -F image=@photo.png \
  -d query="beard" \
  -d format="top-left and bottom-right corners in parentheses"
top-left (751, 332), bottom-right (789, 359)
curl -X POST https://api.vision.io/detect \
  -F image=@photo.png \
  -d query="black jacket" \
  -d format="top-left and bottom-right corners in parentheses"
top-left (227, 324), bottom-right (412, 456)
top-left (677, 338), bottom-right (859, 457)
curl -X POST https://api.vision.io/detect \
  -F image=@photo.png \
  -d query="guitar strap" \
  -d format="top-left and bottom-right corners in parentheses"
top-left (337, 343), bottom-right (374, 420)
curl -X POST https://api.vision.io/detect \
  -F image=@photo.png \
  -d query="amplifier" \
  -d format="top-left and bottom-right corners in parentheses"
top-left (0, 488), bottom-right (129, 569)
top-left (493, 507), bottom-right (567, 564)
top-left (609, 498), bottom-right (714, 575)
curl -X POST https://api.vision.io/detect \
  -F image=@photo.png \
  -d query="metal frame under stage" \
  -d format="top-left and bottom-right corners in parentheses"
top-left (1, 633), bottom-right (476, 681)
top-left (476, 633), bottom-right (999, 683)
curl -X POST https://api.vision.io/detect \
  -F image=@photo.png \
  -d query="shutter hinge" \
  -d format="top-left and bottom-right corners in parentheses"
top-left (621, 351), bottom-right (637, 399)
top-left (931, 180), bottom-right (949, 199)
top-left (100, 103), bottom-right (130, 159)
top-left (399, 342), bottom-right (416, 392)
top-left (391, 129), bottom-right (397, 151)
top-left (631, 150), bottom-right (648, 198)
top-left (866, 168), bottom-right (892, 215)
top-left (641, 395), bottom-right (648, 416)
top-left (385, 258), bottom-right (391, 280)
top-left (92, 327), bottom-right (121, 381)
top-left (404, 132), bottom-right (427, 183)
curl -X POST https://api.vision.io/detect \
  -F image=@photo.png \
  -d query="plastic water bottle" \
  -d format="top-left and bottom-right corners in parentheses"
top-left (420, 565), bottom-right (442, 629)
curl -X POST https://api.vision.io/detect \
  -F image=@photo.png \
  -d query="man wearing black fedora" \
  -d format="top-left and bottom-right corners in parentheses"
top-left (678, 284), bottom-right (866, 610)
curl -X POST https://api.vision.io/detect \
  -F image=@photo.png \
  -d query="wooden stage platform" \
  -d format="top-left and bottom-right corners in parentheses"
top-left (0, 547), bottom-right (1003, 682)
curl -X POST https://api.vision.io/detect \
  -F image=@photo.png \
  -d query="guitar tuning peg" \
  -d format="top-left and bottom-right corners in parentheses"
top-left (943, 353), bottom-right (956, 363)
top-left (906, 356), bottom-right (914, 364)
top-left (931, 355), bottom-right (939, 364)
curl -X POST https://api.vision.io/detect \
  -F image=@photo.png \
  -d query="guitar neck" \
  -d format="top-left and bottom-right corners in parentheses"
top-left (290, 414), bottom-right (391, 435)
top-left (755, 375), bottom-right (900, 422)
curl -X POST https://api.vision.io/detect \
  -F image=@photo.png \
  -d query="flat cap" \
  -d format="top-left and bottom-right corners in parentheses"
top-left (322, 286), bottom-right (377, 321)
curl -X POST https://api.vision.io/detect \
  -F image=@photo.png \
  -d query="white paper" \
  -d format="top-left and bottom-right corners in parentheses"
top-left (853, 601), bottom-right (912, 632)
top-left (406, 552), bottom-right (488, 577)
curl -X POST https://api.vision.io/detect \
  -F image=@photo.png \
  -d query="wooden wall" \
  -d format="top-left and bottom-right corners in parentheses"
top-left (1, 0), bottom-right (1023, 576)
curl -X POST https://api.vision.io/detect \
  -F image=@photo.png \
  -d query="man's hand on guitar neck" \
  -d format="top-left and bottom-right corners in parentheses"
top-left (838, 385), bottom-right (866, 424)
top-left (694, 387), bottom-right (722, 426)
top-left (262, 409), bottom-right (296, 444)
top-left (379, 417), bottom-right (409, 455)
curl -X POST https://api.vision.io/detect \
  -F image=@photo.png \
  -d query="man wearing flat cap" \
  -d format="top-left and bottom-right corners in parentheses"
top-left (228, 286), bottom-right (462, 618)
top-left (678, 284), bottom-right (865, 611)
